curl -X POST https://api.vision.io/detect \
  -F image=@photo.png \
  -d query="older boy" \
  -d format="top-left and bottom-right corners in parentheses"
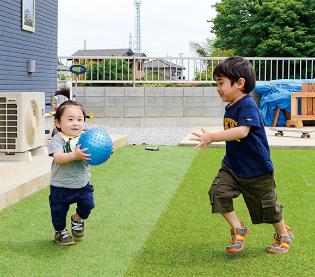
top-left (192, 56), bottom-right (293, 254)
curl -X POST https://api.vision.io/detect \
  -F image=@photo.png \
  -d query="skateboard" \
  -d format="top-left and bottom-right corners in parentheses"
top-left (269, 127), bottom-right (315, 138)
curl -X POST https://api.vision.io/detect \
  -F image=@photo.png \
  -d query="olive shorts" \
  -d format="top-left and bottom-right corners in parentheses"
top-left (209, 164), bottom-right (283, 224)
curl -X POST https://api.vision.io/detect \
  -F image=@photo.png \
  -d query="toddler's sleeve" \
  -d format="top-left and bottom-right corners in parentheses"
top-left (48, 134), bottom-right (64, 156)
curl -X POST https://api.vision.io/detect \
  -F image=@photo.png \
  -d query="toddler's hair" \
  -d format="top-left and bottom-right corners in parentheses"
top-left (213, 56), bottom-right (256, 94)
top-left (54, 100), bottom-right (86, 132)
top-left (54, 86), bottom-right (71, 99)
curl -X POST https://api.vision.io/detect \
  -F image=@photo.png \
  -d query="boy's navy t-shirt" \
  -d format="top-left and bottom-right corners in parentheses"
top-left (223, 95), bottom-right (274, 177)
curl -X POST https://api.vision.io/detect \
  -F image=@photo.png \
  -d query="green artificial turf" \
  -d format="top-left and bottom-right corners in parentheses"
top-left (125, 148), bottom-right (315, 276)
top-left (0, 146), bottom-right (314, 276)
top-left (0, 145), bottom-right (197, 276)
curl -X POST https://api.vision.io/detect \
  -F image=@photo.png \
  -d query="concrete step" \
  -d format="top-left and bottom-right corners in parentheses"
top-left (0, 154), bottom-right (52, 210)
top-left (111, 134), bottom-right (129, 151)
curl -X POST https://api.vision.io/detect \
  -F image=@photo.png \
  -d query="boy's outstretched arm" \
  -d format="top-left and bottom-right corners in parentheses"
top-left (191, 126), bottom-right (250, 149)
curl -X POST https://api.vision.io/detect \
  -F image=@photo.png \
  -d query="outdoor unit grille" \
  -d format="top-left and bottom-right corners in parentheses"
top-left (0, 92), bottom-right (45, 153)
top-left (0, 97), bottom-right (18, 151)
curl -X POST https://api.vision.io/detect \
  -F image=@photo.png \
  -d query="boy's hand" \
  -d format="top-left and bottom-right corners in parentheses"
top-left (73, 145), bottom-right (91, 161)
top-left (191, 128), bottom-right (214, 149)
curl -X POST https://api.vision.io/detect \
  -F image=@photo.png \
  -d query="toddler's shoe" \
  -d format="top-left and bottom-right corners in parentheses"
top-left (54, 229), bottom-right (75, 246)
top-left (71, 215), bottom-right (85, 239)
top-left (226, 223), bottom-right (248, 253)
top-left (266, 225), bottom-right (294, 254)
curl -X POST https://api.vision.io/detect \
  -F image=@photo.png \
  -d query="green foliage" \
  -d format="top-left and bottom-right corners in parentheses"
top-left (85, 59), bottom-right (132, 81)
top-left (190, 38), bottom-right (234, 58)
top-left (143, 72), bottom-right (164, 81)
top-left (136, 72), bottom-right (184, 87)
top-left (58, 72), bottom-right (71, 81)
top-left (212, 0), bottom-right (315, 57)
top-left (190, 39), bottom-right (234, 80)
top-left (193, 66), bottom-right (216, 81)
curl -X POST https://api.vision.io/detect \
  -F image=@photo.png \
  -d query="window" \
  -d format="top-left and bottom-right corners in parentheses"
top-left (22, 0), bottom-right (35, 32)
top-left (137, 61), bottom-right (142, 71)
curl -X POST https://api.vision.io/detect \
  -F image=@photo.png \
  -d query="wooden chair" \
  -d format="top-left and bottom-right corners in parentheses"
top-left (286, 83), bottom-right (315, 128)
top-left (272, 107), bottom-right (290, 127)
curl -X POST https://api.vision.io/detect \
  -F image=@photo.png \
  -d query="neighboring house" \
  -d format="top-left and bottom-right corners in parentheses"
top-left (144, 59), bottom-right (186, 80)
top-left (0, 0), bottom-right (58, 105)
top-left (71, 49), bottom-right (135, 57)
top-left (69, 48), bottom-right (146, 80)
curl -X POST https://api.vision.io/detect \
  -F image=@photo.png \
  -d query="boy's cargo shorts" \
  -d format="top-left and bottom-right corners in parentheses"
top-left (209, 164), bottom-right (283, 224)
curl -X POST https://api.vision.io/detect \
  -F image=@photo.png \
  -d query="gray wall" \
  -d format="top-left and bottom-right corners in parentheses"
top-left (0, 0), bottom-right (58, 105)
top-left (75, 87), bottom-right (225, 127)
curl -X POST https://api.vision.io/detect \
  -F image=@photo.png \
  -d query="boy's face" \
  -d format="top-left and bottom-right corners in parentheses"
top-left (55, 105), bottom-right (85, 137)
top-left (215, 76), bottom-right (245, 104)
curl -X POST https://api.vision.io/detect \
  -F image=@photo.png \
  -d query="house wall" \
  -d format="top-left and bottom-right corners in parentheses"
top-left (0, 0), bottom-right (58, 106)
top-left (135, 60), bottom-right (145, 79)
top-left (75, 87), bottom-right (225, 127)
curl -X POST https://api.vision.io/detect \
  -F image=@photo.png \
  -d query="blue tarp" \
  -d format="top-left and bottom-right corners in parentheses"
top-left (254, 79), bottom-right (315, 126)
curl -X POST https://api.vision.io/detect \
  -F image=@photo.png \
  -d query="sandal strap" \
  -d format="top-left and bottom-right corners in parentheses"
top-left (274, 234), bottom-right (293, 244)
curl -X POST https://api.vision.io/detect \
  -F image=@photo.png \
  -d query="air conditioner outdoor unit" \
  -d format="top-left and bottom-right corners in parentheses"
top-left (0, 92), bottom-right (45, 153)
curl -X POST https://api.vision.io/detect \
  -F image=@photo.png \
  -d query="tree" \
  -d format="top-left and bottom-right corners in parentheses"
top-left (86, 59), bottom-right (132, 81)
top-left (211, 0), bottom-right (315, 57)
top-left (190, 39), bottom-right (234, 81)
top-left (190, 38), bottom-right (234, 57)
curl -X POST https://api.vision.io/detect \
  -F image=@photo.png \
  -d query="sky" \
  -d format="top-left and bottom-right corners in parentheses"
top-left (58, 0), bottom-right (219, 57)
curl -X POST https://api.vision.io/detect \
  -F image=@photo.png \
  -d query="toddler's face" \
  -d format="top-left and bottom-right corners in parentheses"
top-left (55, 105), bottom-right (85, 137)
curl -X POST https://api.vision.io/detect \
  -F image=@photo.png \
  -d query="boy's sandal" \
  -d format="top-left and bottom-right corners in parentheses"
top-left (226, 223), bottom-right (248, 253)
top-left (266, 225), bottom-right (294, 254)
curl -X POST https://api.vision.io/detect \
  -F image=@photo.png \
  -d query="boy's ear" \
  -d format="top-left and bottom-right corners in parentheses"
top-left (237, 78), bottom-right (245, 88)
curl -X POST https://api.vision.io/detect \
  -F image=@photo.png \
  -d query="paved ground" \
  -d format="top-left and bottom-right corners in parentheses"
top-left (179, 126), bottom-right (315, 148)
top-left (86, 124), bottom-right (315, 148)
top-left (89, 125), bottom-right (193, 146)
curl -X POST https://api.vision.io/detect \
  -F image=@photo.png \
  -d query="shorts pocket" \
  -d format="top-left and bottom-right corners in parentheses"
top-left (261, 198), bottom-right (282, 223)
top-left (209, 176), bottom-right (223, 205)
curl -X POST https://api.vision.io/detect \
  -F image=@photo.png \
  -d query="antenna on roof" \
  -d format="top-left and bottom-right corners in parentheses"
top-left (134, 0), bottom-right (142, 53)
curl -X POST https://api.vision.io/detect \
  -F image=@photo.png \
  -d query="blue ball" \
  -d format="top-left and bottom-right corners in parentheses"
top-left (78, 128), bottom-right (113, 165)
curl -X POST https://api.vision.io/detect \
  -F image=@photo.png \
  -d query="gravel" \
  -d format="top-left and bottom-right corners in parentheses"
top-left (86, 125), bottom-right (193, 145)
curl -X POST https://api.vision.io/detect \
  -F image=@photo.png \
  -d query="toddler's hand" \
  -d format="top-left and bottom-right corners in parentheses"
top-left (73, 145), bottom-right (91, 161)
top-left (191, 128), bottom-right (214, 149)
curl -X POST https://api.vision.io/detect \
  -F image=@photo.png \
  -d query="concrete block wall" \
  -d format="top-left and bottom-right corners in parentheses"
top-left (75, 87), bottom-right (225, 127)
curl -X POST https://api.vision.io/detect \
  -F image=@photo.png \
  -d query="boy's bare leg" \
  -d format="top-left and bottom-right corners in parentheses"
top-left (222, 211), bottom-right (247, 253)
top-left (222, 211), bottom-right (242, 228)
top-left (273, 219), bottom-right (288, 235)
top-left (267, 219), bottom-right (293, 254)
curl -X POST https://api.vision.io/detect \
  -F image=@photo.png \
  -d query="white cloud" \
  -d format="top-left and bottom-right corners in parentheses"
top-left (58, 0), bottom-right (218, 56)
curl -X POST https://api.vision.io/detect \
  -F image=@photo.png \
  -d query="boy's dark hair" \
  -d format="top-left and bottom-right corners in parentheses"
top-left (54, 100), bottom-right (86, 132)
top-left (213, 56), bottom-right (256, 94)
